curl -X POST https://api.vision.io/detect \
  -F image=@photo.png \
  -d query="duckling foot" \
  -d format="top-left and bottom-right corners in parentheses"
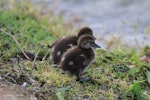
top-left (76, 76), bottom-right (91, 83)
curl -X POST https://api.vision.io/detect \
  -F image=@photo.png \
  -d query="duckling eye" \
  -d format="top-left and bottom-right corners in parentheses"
top-left (83, 41), bottom-right (87, 45)
top-left (90, 41), bottom-right (94, 44)
top-left (88, 40), bottom-right (92, 43)
top-left (86, 32), bottom-right (91, 35)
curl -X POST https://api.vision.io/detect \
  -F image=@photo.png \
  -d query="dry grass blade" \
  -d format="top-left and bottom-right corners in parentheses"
top-left (32, 48), bottom-right (41, 69)
top-left (42, 51), bottom-right (49, 61)
top-left (0, 29), bottom-right (30, 60)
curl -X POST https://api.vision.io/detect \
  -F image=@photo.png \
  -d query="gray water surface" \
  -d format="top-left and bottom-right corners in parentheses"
top-left (34, 0), bottom-right (150, 49)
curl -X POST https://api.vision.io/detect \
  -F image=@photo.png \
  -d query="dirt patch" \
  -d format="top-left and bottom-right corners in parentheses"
top-left (0, 84), bottom-right (36, 100)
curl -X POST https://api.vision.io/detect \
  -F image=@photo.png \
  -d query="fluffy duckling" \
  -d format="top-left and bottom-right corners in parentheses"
top-left (50, 27), bottom-right (100, 64)
top-left (59, 35), bottom-right (99, 82)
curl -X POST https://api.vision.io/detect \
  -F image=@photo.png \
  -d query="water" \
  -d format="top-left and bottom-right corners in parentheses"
top-left (34, 0), bottom-right (150, 49)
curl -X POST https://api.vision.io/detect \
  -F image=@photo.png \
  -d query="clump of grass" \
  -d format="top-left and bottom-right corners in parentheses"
top-left (0, 0), bottom-right (73, 61)
top-left (0, 1), bottom-right (150, 100)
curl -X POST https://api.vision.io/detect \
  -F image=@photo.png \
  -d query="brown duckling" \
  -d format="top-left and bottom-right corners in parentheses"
top-left (50, 27), bottom-right (100, 64)
top-left (59, 35), bottom-right (99, 82)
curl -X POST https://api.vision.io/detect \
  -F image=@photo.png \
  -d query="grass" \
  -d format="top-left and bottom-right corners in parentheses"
top-left (0, 1), bottom-right (150, 100)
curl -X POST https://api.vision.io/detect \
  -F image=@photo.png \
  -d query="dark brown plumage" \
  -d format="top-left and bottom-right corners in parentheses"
top-left (50, 27), bottom-right (93, 64)
top-left (59, 35), bottom-right (98, 82)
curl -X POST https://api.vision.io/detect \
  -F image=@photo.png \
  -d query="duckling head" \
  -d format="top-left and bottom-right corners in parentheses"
top-left (77, 27), bottom-right (93, 37)
top-left (78, 35), bottom-right (99, 49)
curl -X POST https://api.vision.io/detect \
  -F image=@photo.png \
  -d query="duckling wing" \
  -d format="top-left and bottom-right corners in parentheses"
top-left (69, 53), bottom-right (86, 74)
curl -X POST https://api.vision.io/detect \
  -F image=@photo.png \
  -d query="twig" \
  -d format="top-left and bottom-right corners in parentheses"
top-left (0, 29), bottom-right (30, 60)
top-left (32, 48), bottom-right (41, 69)
top-left (42, 51), bottom-right (49, 61)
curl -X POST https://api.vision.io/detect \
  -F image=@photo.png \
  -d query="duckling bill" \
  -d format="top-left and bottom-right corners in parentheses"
top-left (59, 35), bottom-right (99, 82)
top-left (50, 27), bottom-right (100, 65)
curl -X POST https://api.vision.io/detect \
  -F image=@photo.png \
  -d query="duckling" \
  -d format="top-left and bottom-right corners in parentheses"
top-left (59, 35), bottom-right (99, 82)
top-left (50, 27), bottom-right (100, 64)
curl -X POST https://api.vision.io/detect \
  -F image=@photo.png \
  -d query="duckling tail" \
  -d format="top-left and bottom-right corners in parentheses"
top-left (16, 51), bottom-right (50, 61)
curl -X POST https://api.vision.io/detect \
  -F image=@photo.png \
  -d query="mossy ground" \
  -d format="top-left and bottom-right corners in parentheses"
top-left (0, 1), bottom-right (150, 100)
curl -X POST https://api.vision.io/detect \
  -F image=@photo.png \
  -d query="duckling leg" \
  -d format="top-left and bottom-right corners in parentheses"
top-left (76, 75), bottom-right (80, 81)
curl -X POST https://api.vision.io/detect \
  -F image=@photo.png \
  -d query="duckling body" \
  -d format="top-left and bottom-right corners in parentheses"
top-left (50, 27), bottom-right (93, 64)
top-left (60, 46), bottom-right (95, 75)
top-left (59, 35), bottom-right (98, 81)
top-left (50, 36), bottom-right (78, 64)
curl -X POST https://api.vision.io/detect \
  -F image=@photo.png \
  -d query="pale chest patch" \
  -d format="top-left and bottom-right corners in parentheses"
top-left (80, 54), bottom-right (85, 57)
top-left (68, 43), bottom-right (73, 47)
top-left (56, 51), bottom-right (61, 56)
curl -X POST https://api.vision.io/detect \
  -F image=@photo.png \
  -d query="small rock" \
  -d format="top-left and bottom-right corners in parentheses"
top-left (22, 82), bottom-right (28, 87)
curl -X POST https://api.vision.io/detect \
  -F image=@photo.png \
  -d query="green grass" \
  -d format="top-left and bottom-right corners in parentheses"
top-left (0, 1), bottom-right (150, 100)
